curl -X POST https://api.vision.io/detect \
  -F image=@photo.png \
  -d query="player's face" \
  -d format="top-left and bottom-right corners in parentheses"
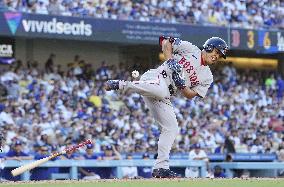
top-left (205, 48), bottom-right (222, 65)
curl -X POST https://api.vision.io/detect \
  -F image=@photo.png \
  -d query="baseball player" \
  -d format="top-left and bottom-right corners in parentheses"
top-left (105, 36), bottom-right (228, 178)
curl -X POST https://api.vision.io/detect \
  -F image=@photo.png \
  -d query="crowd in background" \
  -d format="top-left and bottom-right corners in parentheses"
top-left (0, 0), bottom-right (283, 29)
top-left (0, 54), bottom-right (284, 155)
top-left (0, 55), bottom-right (284, 179)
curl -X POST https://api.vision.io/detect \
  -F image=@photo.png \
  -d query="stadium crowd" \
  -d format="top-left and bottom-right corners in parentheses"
top-left (0, 55), bottom-right (284, 179)
top-left (0, 0), bottom-right (283, 29)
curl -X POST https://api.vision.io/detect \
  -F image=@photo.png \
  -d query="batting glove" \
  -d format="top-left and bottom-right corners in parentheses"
top-left (166, 59), bottom-right (182, 73)
top-left (172, 71), bottom-right (186, 90)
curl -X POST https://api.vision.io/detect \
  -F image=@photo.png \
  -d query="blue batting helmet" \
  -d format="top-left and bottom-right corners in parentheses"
top-left (203, 37), bottom-right (229, 59)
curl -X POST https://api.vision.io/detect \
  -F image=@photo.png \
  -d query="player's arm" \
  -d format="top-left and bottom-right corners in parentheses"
top-left (180, 87), bottom-right (198, 99)
top-left (160, 36), bottom-right (194, 56)
top-left (161, 39), bottom-right (173, 60)
top-left (172, 72), bottom-right (206, 99)
top-left (171, 72), bottom-right (198, 99)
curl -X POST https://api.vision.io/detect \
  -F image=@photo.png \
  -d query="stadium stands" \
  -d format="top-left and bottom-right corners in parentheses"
top-left (0, 0), bottom-right (283, 29)
top-left (0, 58), bottom-right (283, 158)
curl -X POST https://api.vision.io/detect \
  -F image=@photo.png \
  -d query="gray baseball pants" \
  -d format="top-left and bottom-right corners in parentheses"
top-left (119, 69), bottom-right (179, 169)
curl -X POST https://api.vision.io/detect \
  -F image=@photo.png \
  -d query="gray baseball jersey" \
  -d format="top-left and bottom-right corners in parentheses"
top-left (157, 39), bottom-right (213, 98)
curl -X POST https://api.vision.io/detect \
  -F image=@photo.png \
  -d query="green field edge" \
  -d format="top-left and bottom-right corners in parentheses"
top-left (0, 178), bottom-right (284, 187)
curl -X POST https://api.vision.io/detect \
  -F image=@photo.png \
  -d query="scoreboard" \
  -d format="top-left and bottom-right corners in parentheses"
top-left (230, 28), bottom-right (284, 53)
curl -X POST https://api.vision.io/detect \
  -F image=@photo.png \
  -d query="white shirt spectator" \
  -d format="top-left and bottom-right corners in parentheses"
top-left (121, 166), bottom-right (138, 178)
top-left (250, 144), bottom-right (264, 153)
top-left (1, 71), bottom-right (19, 82)
top-left (186, 147), bottom-right (208, 178)
top-left (36, 2), bottom-right (49, 14)
top-left (230, 135), bottom-right (241, 146)
top-left (113, 117), bottom-right (125, 128)
top-left (0, 110), bottom-right (15, 125)
top-left (189, 148), bottom-right (208, 161)
top-left (235, 0), bottom-right (246, 11)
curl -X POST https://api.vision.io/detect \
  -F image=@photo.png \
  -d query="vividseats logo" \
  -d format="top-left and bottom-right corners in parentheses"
top-left (4, 12), bottom-right (22, 35)
top-left (4, 12), bottom-right (92, 36)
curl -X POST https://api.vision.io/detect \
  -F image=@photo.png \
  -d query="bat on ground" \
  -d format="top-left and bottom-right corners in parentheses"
top-left (11, 139), bottom-right (92, 177)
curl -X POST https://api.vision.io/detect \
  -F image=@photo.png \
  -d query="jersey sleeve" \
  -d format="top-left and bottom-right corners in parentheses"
top-left (191, 69), bottom-right (213, 98)
top-left (172, 39), bottom-right (199, 56)
top-left (191, 83), bottom-right (211, 98)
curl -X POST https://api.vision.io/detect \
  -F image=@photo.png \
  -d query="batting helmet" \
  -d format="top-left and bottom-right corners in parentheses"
top-left (203, 37), bottom-right (229, 59)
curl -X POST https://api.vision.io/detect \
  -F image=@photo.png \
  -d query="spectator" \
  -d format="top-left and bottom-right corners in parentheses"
top-left (59, 143), bottom-right (81, 174)
top-left (96, 145), bottom-right (121, 179)
top-left (224, 153), bottom-right (234, 178)
top-left (0, 106), bottom-right (15, 125)
top-left (277, 149), bottom-right (284, 177)
top-left (3, 141), bottom-right (33, 181)
top-left (185, 143), bottom-right (209, 178)
top-left (121, 153), bottom-right (138, 179)
top-left (276, 76), bottom-right (284, 100)
top-left (96, 61), bottom-right (111, 81)
top-left (48, 0), bottom-right (60, 15)
top-left (30, 145), bottom-right (52, 180)
top-left (137, 153), bottom-right (152, 178)
top-left (1, 0), bottom-right (283, 29)
top-left (224, 135), bottom-right (236, 153)
top-left (79, 144), bottom-right (101, 180)
top-left (213, 165), bottom-right (226, 178)
top-left (5, 141), bottom-right (33, 160)
top-left (250, 138), bottom-right (264, 153)
top-left (45, 54), bottom-right (55, 73)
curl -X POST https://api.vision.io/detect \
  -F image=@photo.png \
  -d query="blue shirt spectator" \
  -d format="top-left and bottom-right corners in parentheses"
top-left (137, 153), bottom-right (152, 178)
top-left (79, 144), bottom-right (100, 179)
top-left (213, 165), bottom-right (226, 178)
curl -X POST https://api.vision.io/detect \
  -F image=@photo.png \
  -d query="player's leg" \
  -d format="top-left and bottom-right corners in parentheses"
top-left (143, 97), bottom-right (180, 178)
top-left (105, 70), bottom-right (170, 99)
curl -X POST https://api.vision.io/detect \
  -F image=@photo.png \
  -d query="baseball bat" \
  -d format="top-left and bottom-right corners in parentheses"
top-left (11, 139), bottom-right (92, 177)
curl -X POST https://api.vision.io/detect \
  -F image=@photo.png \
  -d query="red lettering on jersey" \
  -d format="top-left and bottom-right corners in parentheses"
top-left (191, 81), bottom-right (200, 87)
top-left (179, 56), bottom-right (200, 87)
top-left (190, 76), bottom-right (198, 82)
top-left (186, 66), bottom-right (194, 74)
top-left (188, 71), bottom-right (196, 78)
top-left (178, 56), bottom-right (186, 64)
top-left (183, 61), bottom-right (190, 68)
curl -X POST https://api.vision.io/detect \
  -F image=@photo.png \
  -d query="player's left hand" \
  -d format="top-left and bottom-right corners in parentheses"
top-left (166, 59), bottom-right (182, 73)
top-left (172, 71), bottom-right (186, 90)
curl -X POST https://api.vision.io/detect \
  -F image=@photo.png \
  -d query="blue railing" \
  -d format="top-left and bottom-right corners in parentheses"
top-left (2, 159), bottom-right (284, 180)
top-left (2, 159), bottom-right (207, 180)
top-left (0, 153), bottom-right (277, 161)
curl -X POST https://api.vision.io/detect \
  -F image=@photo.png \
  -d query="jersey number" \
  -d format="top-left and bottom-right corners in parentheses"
top-left (160, 70), bottom-right (167, 78)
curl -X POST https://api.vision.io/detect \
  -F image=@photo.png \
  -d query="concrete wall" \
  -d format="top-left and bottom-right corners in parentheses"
top-left (15, 38), bottom-right (121, 69)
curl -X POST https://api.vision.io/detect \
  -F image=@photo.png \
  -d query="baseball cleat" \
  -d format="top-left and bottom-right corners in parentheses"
top-left (105, 80), bottom-right (120, 91)
top-left (152, 168), bottom-right (181, 178)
